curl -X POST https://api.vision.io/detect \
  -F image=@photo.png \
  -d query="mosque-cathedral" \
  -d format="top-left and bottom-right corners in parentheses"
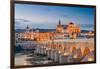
top-left (15, 19), bottom-right (94, 42)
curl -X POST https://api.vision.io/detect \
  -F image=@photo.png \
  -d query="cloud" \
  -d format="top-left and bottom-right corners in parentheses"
top-left (15, 18), bottom-right (31, 23)
top-left (15, 18), bottom-right (33, 29)
top-left (15, 17), bottom-right (94, 30)
top-left (15, 13), bottom-right (61, 29)
top-left (15, 18), bottom-right (57, 29)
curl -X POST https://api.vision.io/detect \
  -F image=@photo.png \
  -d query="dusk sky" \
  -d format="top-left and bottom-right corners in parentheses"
top-left (15, 3), bottom-right (95, 31)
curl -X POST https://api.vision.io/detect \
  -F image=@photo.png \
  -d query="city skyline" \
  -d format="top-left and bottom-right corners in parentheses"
top-left (15, 4), bottom-right (95, 31)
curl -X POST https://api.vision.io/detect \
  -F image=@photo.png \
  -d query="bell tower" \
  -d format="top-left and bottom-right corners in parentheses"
top-left (59, 19), bottom-right (61, 25)
top-left (56, 19), bottom-right (64, 33)
top-left (26, 25), bottom-right (30, 32)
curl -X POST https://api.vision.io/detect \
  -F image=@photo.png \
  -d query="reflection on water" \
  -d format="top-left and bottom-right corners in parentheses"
top-left (15, 48), bottom-right (54, 66)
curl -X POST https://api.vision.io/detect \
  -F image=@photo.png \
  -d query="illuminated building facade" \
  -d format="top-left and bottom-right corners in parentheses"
top-left (56, 19), bottom-right (81, 39)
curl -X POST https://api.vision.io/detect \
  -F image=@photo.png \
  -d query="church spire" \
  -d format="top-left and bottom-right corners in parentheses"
top-left (26, 25), bottom-right (30, 32)
top-left (59, 19), bottom-right (61, 25)
top-left (26, 25), bottom-right (29, 29)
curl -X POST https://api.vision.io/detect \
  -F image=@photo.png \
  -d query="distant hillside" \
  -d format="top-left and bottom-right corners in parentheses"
top-left (37, 29), bottom-right (55, 32)
top-left (81, 30), bottom-right (94, 33)
top-left (15, 29), bottom-right (56, 33)
top-left (15, 29), bottom-right (26, 33)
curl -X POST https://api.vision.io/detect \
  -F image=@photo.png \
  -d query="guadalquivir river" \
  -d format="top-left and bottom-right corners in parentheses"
top-left (15, 45), bottom-right (36, 66)
top-left (15, 45), bottom-right (54, 66)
